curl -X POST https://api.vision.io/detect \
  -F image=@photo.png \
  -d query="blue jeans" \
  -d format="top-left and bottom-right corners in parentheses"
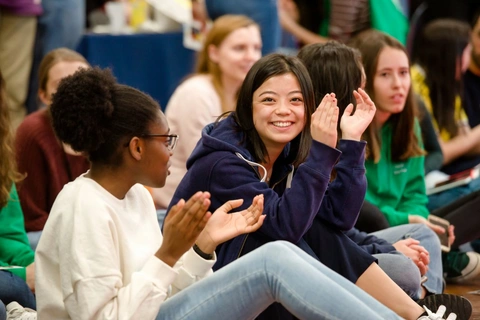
top-left (38, 0), bottom-right (85, 55)
top-left (428, 176), bottom-right (480, 211)
top-left (0, 300), bottom-right (5, 320)
top-left (157, 241), bottom-right (400, 320)
top-left (205, 0), bottom-right (280, 55)
top-left (0, 271), bottom-right (35, 310)
top-left (25, 0), bottom-right (85, 113)
top-left (372, 224), bottom-right (443, 298)
top-left (27, 231), bottom-right (42, 251)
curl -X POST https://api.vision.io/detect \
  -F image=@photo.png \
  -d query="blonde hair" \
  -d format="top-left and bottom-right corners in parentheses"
top-left (38, 48), bottom-right (89, 94)
top-left (0, 72), bottom-right (23, 208)
top-left (196, 15), bottom-right (258, 112)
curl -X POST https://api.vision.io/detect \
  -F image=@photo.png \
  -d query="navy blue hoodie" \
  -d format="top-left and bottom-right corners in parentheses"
top-left (168, 114), bottom-right (368, 270)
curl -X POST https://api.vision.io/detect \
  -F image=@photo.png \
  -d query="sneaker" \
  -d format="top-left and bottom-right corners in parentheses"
top-left (6, 302), bottom-right (36, 320)
top-left (444, 251), bottom-right (480, 283)
top-left (417, 305), bottom-right (457, 320)
top-left (417, 294), bottom-right (472, 320)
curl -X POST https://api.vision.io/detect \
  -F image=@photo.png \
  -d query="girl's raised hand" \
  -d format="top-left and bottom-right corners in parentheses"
top-left (156, 191), bottom-right (212, 267)
top-left (340, 88), bottom-right (376, 141)
top-left (195, 195), bottom-right (265, 254)
top-left (311, 93), bottom-right (339, 148)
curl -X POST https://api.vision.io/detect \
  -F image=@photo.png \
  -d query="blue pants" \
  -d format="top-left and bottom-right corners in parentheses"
top-left (428, 176), bottom-right (480, 211)
top-left (0, 300), bottom-right (5, 320)
top-left (156, 241), bottom-right (400, 320)
top-left (0, 271), bottom-right (35, 310)
top-left (372, 224), bottom-right (443, 299)
top-left (205, 0), bottom-right (280, 55)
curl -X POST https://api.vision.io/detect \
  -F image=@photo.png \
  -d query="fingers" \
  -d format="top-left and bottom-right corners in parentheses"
top-left (358, 88), bottom-right (375, 108)
top-left (174, 191), bottom-right (211, 230)
top-left (246, 214), bottom-right (266, 232)
top-left (448, 225), bottom-right (456, 246)
top-left (353, 90), bottom-right (364, 109)
top-left (401, 238), bottom-right (420, 246)
top-left (343, 103), bottom-right (354, 117)
top-left (216, 199), bottom-right (244, 214)
top-left (417, 261), bottom-right (428, 276)
top-left (244, 195), bottom-right (265, 223)
top-left (427, 221), bottom-right (446, 235)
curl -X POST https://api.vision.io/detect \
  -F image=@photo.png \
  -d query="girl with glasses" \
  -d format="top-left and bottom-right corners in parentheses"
top-left (35, 66), bottom-right (411, 320)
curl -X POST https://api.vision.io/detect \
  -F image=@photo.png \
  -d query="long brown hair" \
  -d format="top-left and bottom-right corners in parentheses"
top-left (413, 19), bottom-right (470, 137)
top-left (196, 15), bottom-right (259, 112)
top-left (350, 30), bottom-right (424, 162)
top-left (0, 72), bottom-right (23, 208)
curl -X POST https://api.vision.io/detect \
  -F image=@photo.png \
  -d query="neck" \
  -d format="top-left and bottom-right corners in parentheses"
top-left (469, 60), bottom-right (480, 77)
top-left (262, 146), bottom-right (284, 177)
top-left (87, 165), bottom-right (134, 199)
top-left (374, 110), bottom-right (391, 128)
top-left (221, 75), bottom-right (242, 111)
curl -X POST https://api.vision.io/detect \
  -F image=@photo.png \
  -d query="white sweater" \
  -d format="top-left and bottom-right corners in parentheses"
top-left (153, 75), bottom-right (221, 209)
top-left (36, 174), bottom-right (215, 320)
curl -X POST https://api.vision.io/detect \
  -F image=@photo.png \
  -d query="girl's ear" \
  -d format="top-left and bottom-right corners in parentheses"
top-left (38, 89), bottom-right (51, 106)
top-left (127, 137), bottom-right (143, 161)
top-left (208, 44), bottom-right (220, 64)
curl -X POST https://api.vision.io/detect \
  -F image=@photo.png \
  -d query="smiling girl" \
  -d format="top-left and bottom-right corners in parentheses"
top-left (154, 15), bottom-right (262, 209)
top-left (35, 66), bottom-right (414, 320)
top-left (165, 53), bottom-right (466, 319)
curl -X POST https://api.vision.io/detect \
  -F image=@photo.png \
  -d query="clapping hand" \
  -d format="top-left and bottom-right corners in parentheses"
top-left (340, 88), bottom-right (376, 141)
top-left (156, 191), bottom-right (212, 267)
top-left (311, 93), bottom-right (339, 148)
top-left (195, 195), bottom-right (265, 253)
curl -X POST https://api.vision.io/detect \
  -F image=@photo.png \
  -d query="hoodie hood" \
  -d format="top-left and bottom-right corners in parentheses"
top-left (186, 114), bottom-right (251, 169)
top-left (187, 114), bottom-right (294, 185)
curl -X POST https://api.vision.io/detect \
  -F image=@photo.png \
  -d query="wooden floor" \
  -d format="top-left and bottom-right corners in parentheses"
top-left (445, 278), bottom-right (480, 319)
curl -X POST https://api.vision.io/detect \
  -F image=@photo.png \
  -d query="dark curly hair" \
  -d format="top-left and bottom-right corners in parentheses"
top-left (50, 67), bottom-right (161, 166)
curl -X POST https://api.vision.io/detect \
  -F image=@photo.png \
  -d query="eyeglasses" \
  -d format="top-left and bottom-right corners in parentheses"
top-left (141, 134), bottom-right (179, 151)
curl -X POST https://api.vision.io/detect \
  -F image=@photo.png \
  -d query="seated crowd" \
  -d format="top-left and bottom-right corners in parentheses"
top-left (2, 5), bottom-right (480, 320)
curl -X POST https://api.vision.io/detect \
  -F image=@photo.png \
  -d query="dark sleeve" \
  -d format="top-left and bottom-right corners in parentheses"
top-left (205, 141), bottom-right (341, 244)
top-left (316, 139), bottom-right (367, 230)
top-left (344, 228), bottom-right (396, 254)
top-left (417, 98), bottom-right (443, 174)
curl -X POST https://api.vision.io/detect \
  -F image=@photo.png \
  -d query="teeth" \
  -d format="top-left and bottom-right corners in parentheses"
top-left (273, 122), bottom-right (292, 127)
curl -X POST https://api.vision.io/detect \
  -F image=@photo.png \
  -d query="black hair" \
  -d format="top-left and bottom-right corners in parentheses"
top-left (234, 53), bottom-right (315, 167)
top-left (50, 67), bottom-right (161, 166)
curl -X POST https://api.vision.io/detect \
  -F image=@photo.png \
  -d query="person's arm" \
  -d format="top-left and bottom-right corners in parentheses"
top-left (203, 142), bottom-right (341, 244)
top-left (344, 228), bottom-right (395, 254)
top-left (439, 125), bottom-right (480, 164)
top-left (317, 89), bottom-right (376, 229)
top-left (0, 185), bottom-right (35, 281)
top-left (317, 139), bottom-right (367, 229)
top-left (417, 99), bottom-right (443, 174)
top-left (278, 9), bottom-right (329, 45)
top-left (60, 201), bottom-right (176, 320)
top-left (15, 126), bottom-right (50, 232)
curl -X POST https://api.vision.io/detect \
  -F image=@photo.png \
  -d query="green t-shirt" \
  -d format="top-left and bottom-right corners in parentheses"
top-left (365, 121), bottom-right (430, 226)
top-left (0, 185), bottom-right (35, 280)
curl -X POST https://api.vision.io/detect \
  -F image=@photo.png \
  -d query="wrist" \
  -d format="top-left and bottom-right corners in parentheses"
top-left (155, 248), bottom-right (179, 267)
top-left (340, 133), bottom-right (361, 141)
top-left (193, 243), bottom-right (214, 260)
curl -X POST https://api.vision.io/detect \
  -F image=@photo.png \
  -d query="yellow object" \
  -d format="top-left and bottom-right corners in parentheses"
top-left (129, 0), bottom-right (148, 30)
